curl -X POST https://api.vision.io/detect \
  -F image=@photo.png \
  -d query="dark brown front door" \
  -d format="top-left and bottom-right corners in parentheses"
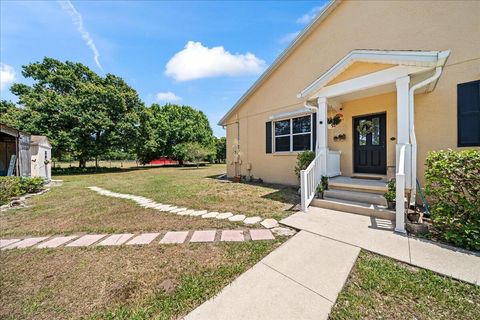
top-left (353, 113), bottom-right (387, 174)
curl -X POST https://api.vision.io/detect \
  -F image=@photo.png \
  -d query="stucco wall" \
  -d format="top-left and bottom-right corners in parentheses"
top-left (223, 0), bottom-right (480, 185)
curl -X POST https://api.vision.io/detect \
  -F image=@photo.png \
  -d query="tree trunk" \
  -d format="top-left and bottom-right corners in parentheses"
top-left (79, 159), bottom-right (86, 168)
top-left (179, 159), bottom-right (184, 166)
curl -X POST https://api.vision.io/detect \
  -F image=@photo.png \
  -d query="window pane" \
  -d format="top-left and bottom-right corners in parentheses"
top-left (293, 116), bottom-right (311, 134)
top-left (372, 117), bottom-right (380, 145)
top-left (293, 134), bottom-right (311, 151)
top-left (359, 120), bottom-right (367, 146)
top-left (275, 136), bottom-right (290, 152)
top-left (275, 120), bottom-right (290, 136)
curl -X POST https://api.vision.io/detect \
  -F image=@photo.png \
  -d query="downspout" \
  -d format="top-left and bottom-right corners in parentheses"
top-left (408, 66), bottom-right (442, 204)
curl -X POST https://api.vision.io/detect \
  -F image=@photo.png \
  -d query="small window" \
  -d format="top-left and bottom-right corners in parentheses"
top-left (273, 115), bottom-right (312, 152)
top-left (458, 80), bottom-right (480, 147)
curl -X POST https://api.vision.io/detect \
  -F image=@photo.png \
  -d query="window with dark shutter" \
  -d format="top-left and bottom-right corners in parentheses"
top-left (272, 114), bottom-right (313, 152)
top-left (458, 80), bottom-right (480, 147)
top-left (265, 121), bottom-right (272, 153)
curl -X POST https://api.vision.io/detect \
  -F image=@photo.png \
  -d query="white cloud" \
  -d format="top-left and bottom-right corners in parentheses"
top-left (0, 64), bottom-right (15, 91)
top-left (296, 4), bottom-right (328, 24)
top-left (155, 91), bottom-right (182, 102)
top-left (58, 1), bottom-right (103, 71)
top-left (279, 31), bottom-right (300, 44)
top-left (165, 41), bottom-right (266, 81)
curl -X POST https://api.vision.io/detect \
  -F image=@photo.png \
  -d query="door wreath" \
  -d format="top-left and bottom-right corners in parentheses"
top-left (356, 120), bottom-right (375, 136)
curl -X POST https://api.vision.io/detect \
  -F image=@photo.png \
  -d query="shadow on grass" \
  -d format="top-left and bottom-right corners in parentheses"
top-left (52, 164), bottom-right (181, 176)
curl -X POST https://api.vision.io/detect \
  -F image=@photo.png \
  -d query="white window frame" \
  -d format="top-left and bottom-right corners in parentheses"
top-left (273, 114), bottom-right (313, 153)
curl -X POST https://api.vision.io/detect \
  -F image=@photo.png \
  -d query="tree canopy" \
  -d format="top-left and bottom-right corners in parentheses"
top-left (137, 103), bottom-right (215, 163)
top-left (5, 57), bottom-right (144, 166)
top-left (1, 57), bottom-right (222, 168)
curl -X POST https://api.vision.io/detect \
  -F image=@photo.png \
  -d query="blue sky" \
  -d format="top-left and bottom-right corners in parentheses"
top-left (0, 0), bottom-right (328, 137)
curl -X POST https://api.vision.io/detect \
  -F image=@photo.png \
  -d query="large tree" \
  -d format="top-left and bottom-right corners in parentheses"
top-left (9, 57), bottom-right (144, 167)
top-left (138, 103), bottom-right (215, 163)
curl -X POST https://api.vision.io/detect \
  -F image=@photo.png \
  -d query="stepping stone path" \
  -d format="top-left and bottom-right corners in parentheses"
top-left (0, 229), bottom-right (278, 251)
top-left (87, 187), bottom-right (296, 234)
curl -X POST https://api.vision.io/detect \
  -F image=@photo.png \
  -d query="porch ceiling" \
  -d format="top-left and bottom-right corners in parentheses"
top-left (298, 50), bottom-right (450, 101)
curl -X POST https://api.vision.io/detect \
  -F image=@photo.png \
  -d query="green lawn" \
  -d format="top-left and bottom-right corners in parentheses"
top-left (329, 251), bottom-right (480, 320)
top-left (0, 164), bottom-right (298, 237)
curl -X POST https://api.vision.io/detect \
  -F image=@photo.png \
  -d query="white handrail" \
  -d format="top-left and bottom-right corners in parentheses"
top-left (395, 144), bottom-right (406, 233)
top-left (300, 153), bottom-right (322, 212)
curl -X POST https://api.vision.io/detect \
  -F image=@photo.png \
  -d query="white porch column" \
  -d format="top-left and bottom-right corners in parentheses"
top-left (317, 96), bottom-right (328, 176)
top-left (394, 76), bottom-right (410, 234)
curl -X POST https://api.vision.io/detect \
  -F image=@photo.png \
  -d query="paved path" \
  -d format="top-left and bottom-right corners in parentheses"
top-left (281, 207), bottom-right (480, 285)
top-left (186, 231), bottom-right (359, 320)
top-left (0, 229), bottom-right (276, 250)
top-left (88, 187), bottom-right (290, 235)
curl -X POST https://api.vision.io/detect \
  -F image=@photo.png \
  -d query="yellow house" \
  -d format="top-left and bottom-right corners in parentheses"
top-left (218, 0), bottom-right (480, 232)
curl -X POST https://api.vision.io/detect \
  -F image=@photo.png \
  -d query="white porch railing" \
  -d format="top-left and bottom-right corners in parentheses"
top-left (300, 153), bottom-right (322, 212)
top-left (395, 144), bottom-right (407, 233)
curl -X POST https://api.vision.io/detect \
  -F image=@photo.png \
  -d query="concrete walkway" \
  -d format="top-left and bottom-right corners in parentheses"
top-left (281, 207), bottom-right (480, 285)
top-left (0, 229), bottom-right (276, 250)
top-left (186, 231), bottom-right (359, 320)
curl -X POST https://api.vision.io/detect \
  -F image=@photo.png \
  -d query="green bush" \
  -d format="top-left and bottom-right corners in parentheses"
top-left (425, 149), bottom-right (480, 250)
top-left (0, 176), bottom-right (45, 205)
top-left (294, 151), bottom-right (315, 180)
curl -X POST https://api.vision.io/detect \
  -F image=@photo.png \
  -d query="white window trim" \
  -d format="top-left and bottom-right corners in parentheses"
top-left (273, 114), bottom-right (313, 153)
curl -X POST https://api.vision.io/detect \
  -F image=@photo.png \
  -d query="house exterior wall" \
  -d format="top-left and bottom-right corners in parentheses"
top-left (223, 0), bottom-right (480, 185)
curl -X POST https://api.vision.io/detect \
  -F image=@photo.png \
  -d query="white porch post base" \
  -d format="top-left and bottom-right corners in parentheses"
top-left (394, 171), bottom-right (407, 234)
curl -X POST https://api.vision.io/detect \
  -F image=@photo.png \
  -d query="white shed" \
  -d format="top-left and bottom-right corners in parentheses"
top-left (30, 135), bottom-right (52, 181)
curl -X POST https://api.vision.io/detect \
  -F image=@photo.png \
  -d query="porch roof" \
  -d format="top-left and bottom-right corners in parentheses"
top-left (297, 50), bottom-right (450, 100)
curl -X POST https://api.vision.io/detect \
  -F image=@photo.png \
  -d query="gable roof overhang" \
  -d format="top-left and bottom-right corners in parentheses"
top-left (298, 50), bottom-right (450, 101)
top-left (218, 0), bottom-right (341, 126)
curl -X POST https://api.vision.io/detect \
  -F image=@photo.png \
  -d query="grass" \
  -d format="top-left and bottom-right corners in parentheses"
top-left (0, 240), bottom-right (283, 320)
top-left (0, 164), bottom-right (298, 237)
top-left (329, 251), bottom-right (480, 320)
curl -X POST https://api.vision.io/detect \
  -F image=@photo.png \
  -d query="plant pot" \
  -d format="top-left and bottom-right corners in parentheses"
top-left (316, 191), bottom-right (324, 199)
top-left (407, 212), bottom-right (421, 223)
top-left (232, 175), bottom-right (241, 183)
top-left (328, 124), bottom-right (335, 129)
top-left (406, 222), bottom-right (429, 235)
top-left (387, 201), bottom-right (396, 210)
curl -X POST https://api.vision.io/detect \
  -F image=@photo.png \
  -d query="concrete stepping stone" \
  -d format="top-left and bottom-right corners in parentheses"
top-left (261, 219), bottom-right (279, 229)
top-left (97, 234), bottom-right (134, 246)
top-left (202, 212), bottom-right (219, 218)
top-left (37, 236), bottom-right (78, 248)
top-left (171, 208), bottom-right (187, 214)
top-left (3, 236), bottom-right (50, 250)
top-left (126, 233), bottom-right (160, 245)
top-left (243, 217), bottom-right (262, 225)
top-left (271, 227), bottom-right (296, 237)
top-left (178, 209), bottom-right (195, 216)
top-left (190, 210), bottom-right (207, 216)
top-left (250, 229), bottom-right (275, 241)
top-left (190, 230), bottom-right (216, 243)
top-left (216, 212), bottom-right (233, 220)
top-left (66, 234), bottom-right (107, 247)
top-left (166, 207), bottom-right (179, 212)
top-left (0, 239), bottom-right (21, 248)
top-left (221, 230), bottom-right (245, 242)
top-left (160, 231), bottom-right (189, 244)
top-left (228, 214), bottom-right (246, 222)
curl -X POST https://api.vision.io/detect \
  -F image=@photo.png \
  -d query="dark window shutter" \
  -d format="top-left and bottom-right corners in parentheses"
top-left (266, 121), bottom-right (272, 153)
top-left (458, 80), bottom-right (480, 147)
top-left (312, 113), bottom-right (317, 151)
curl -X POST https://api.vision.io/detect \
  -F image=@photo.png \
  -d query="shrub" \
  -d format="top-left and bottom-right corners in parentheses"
top-left (425, 149), bottom-right (480, 250)
top-left (294, 151), bottom-right (315, 180)
top-left (0, 176), bottom-right (45, 205)
top-left (384, 178), bottom-right (396, 202)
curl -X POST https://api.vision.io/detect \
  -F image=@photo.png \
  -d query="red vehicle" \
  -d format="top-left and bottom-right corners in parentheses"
top-left (148, 157), bottom-right (178, 166)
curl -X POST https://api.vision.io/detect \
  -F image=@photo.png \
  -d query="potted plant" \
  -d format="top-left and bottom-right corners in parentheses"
top-left (384, 178), bottom-right (396, 210)
top-left (337, 133), bottom-right (346, 141)
top-left (321, 175), bottom-right (329, 190)
top-left (327, 113), bottom-right (343, 129)
top-left (316, 184), bottom-right (325, 199)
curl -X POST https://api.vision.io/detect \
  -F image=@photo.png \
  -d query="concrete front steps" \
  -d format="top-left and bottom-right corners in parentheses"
top-left (311, 176), bottom-right (394, 220)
